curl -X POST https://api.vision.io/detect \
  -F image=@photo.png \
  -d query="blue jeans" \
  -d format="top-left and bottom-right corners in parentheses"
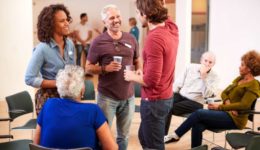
top-left (138, 98), bottom-right (172, 150)
top-left (175, 109), bottom-right (238, 148)
top-left (97, 93), bottom-right (135, 150)
top-left (75, 44), bottom-right (90, 65)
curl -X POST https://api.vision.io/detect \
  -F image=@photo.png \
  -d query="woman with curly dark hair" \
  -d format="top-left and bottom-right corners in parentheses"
top-left (165, 50), bottom-right (260, 148)
top-left (25, 4), bottom-right (75, 115)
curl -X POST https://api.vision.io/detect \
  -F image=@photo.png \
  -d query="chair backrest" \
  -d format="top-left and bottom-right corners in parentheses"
top-left (0, 139), bottom-right (32, 150)
top-left (246, 135), bottom-right (260, 150)
top-left (82, 80), bottom-right (95, 100)
top-left (29, 143), bottom-right (93, 150)
top-left (191, 144), bottom-right (208, 150)
top-left (248, 98), bottom-right (257, 122)
top-left (5, 91), bottom-right (33, 121)
top-left (134, 83), bottom-right (141, 97)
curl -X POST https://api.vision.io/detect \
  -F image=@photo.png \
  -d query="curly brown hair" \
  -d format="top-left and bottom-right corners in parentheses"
top-left (242, 50), bottom-right (260, 76)
top-left (136, 0), bottom-right (168, 23)
top-left (37, 4), bottom-right (72, 43)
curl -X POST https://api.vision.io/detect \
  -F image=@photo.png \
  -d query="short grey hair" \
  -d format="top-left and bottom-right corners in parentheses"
top-left (201, 51), bottom-right (216, 63)
top-left (101, 4), bottom-right (120, 21)
top-left (56, 65), bottom-right (85, 99)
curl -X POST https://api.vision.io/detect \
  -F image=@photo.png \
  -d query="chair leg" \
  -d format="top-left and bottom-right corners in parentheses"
top-left (8, 121), bottom-right (11, 141)
top-left (31, 130), bottom-right (33, 139)
top-left (224, 131), bottom-right (227, 149)
top-left (212, 132), bottom-right (215, 142)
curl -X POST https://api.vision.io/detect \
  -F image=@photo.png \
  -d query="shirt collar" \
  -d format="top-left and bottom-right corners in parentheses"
top-left (49, 38), bottom-right (69, 49)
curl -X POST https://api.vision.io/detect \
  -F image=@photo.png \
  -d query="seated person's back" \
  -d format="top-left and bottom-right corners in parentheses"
top-left (34, 64), bottom-right (117, 150)
top-left (38, 98), bottom-right (105, 149)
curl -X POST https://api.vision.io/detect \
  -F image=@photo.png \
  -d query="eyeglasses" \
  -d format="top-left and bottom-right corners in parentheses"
top-left (113, 41), bottom-right (120, 52)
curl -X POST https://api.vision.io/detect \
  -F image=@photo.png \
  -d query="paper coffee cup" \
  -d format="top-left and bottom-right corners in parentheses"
top-left (207, 98), bottom-right (214, 104)
top-left (113, 56), bottom-right (122, 64)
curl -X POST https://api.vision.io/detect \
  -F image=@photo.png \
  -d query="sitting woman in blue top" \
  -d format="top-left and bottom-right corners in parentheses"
top-left (34, 65), bottom-right (118, 150)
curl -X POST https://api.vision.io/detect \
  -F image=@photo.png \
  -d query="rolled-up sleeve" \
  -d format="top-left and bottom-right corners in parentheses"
top-left (25, 48), bottom-right (44, 88)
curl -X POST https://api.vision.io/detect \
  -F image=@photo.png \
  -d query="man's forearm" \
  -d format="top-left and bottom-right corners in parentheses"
top-left (134, 57), bottom-right (142, 71)
top-left (85, 64), bottom-right (102, 74)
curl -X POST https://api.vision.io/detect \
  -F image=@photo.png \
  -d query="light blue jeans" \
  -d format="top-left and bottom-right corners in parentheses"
top-left (97, 93), bottom-right (135, 150)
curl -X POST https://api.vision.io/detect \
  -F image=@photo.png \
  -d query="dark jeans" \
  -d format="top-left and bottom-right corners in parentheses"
top-left (138, 98), bottom-right (172, 150)
top-left (175, 109), bottom-right (238, 148)
top-left (165, 93), bottom-right (203, 135)
top-left (75, 44), bottom-right (90, 66)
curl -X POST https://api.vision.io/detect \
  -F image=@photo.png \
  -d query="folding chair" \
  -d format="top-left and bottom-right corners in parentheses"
top-left (29, 143), bottom-right (93, 150)
top-left (191, 144), bottom-right (208, 150)
top-left (246, 135), bottom-right (260, 150)
top-left (207, 98), bottom-right (259, 148)
top-left (82, 80), bottom-right (95, 100)
top-left (134, 83), bottom-right (141, 98)
top-left (134, 83), bottom-right (141, 112)
top-left (3, 91), bottom-right (37, 138)
top-left (0, 135), bottom-right (32, 150)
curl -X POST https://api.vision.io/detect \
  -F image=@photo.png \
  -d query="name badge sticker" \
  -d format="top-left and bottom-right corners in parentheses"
top-left (124, 43), bottom-right (132, 48)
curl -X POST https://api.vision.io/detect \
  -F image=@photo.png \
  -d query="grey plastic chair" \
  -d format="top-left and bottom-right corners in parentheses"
top-left (191, 144), bottom-right (208, 150)
top-left (4, 91), bottom-right (37, 136)
top-left (29, 143), bottom-right (93, 150)
top-left (246, 135), bottom-right (260, 150)
top-left (226, 130), bottom-right (260, 149)
top-left (82, 80), bottom-right (95, 100)
top-left (0, 139), bottom-right (32, 150)
top-left (134, 83), bottom-right (141, 98)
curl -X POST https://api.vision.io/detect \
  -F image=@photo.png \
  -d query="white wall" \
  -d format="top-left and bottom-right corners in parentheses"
top-left (209, 0), bottom-right (260, 88)
top-left (0, 0), bottom-right (33, 100)
top-left (175, 0), bottom-right (192, 78)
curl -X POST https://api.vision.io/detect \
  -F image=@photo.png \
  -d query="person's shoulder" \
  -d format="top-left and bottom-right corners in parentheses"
top-left (44, 97), bottom-right (59, 106)
top-left (34, 42), bottom-right (50, 53)
top-left (82, 103), bottom-right (102, 112)
top-left (65, 38), bottom-right (74, 45)
top-left (82, 103), bottom-right (99, 108)
top-left (91, 33), bottom-right (108, 44)
top-left (123, 32), bottom-right (135, 39)
top-left (188, 63), bottom-right (200, 69)
top-left (165, 18), bottom-right (178, 31)
top-left (122, 32), bottom-right (138, 45)
top-left (249, 79), bottom-right (260, 88)
top-left (246, 79), bottom-right (260, 97)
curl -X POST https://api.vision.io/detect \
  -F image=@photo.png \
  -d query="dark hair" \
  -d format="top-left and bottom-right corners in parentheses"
top-left (129, 17), bottom-right (137, 26)
top-left (80, 13), bottom-right (87, 19)
top-left (136, 0), bottom-right (168, 23)
top-left (242, 50), bottom-right (260, 76)
top-left (37, 4), bottom-right (71, 43)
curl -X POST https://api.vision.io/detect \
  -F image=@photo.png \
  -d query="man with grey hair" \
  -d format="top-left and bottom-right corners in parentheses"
top-left (164, 51), bottom-right (219, 143)
top-left (85, 4), bottom-right (141, 150)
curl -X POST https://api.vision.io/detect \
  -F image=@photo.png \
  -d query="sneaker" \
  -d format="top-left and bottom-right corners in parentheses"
top-left (164, 135), bottom-right (179, 144)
